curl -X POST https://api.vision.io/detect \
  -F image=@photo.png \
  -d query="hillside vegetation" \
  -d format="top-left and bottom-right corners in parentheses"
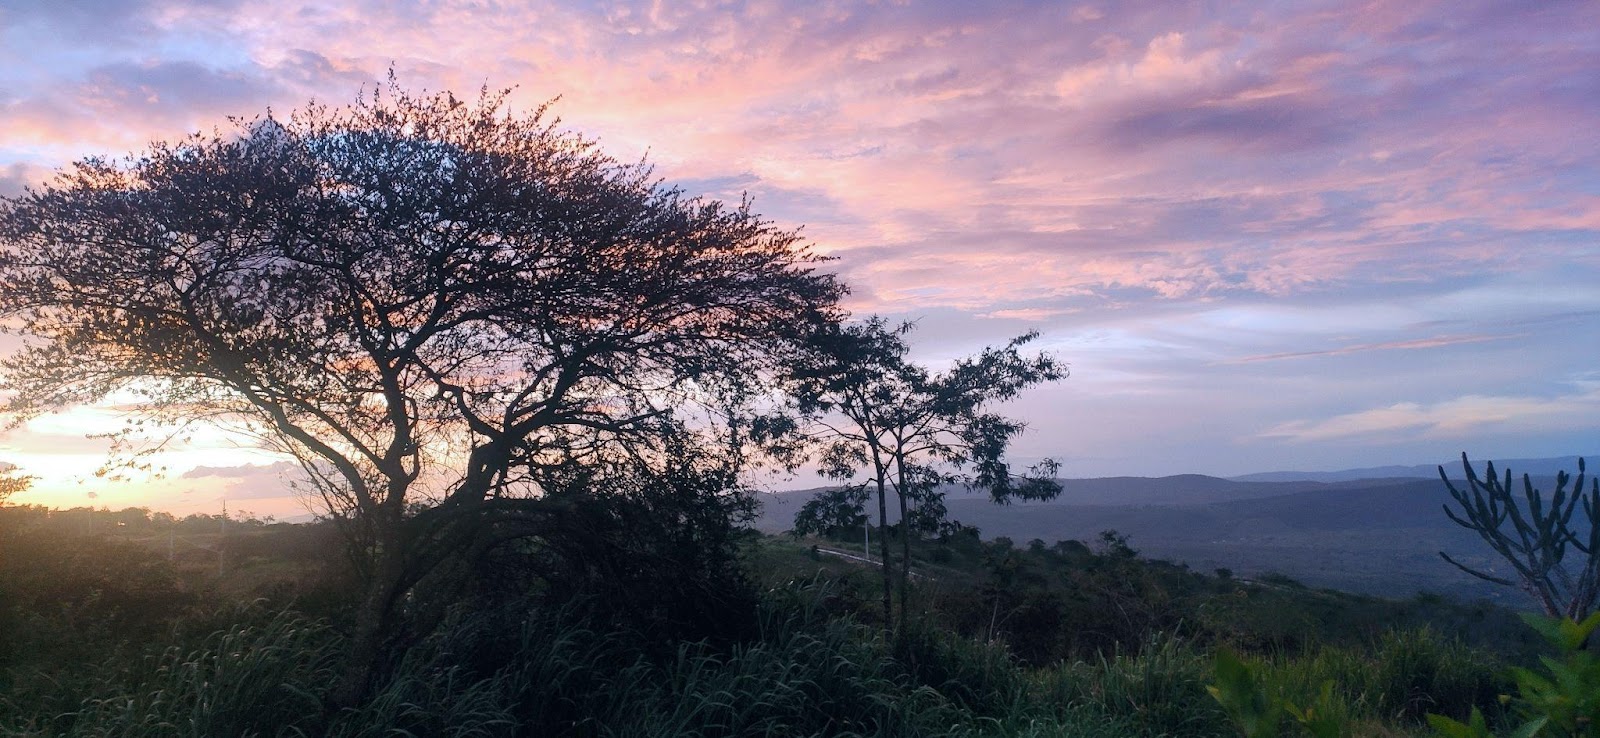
top-left (0, 503), bottom-right (1554, 737)
top-left (755, 473), bottom-right (1584, 603)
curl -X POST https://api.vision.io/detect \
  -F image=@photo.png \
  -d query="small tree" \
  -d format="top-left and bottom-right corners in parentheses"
top-left (0, 80), bottom-right (842, 703)
top-left (1438, 454), bottom-right (1598, 620)
top-left (765, 318), bottom-right (1065, 632)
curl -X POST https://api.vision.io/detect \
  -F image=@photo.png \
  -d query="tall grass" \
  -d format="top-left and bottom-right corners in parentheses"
top-left (1, 609), bottom-right (339, 737)
top-left (1039, 631), bottom-right (1233, 736)
top-left (1369, 627), bottom-right (1504, 723)
top-left (1, 580), bottom-right (1140, 737)
top-left (0, 579), bottom-right (1511, 737)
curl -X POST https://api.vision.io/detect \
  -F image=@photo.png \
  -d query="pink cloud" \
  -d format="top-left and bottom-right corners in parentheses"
top-left (1260, 384), bottom-right (1600, 443)
top-left (8, 0), bottom-right (1593, 316)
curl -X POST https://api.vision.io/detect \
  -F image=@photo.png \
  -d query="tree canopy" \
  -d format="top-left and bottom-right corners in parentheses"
top-left (0, 81), bottom-right (842, 702)
top-left (766, 317), bottom-right (1065, 630)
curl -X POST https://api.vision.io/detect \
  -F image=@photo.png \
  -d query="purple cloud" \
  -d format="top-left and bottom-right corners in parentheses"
top-left (0, 164), bottom-right (40, 198)
top-left (1101, 94), bottom-right (1349, 155)
top-left (75, 60), bottom-right (280, 128)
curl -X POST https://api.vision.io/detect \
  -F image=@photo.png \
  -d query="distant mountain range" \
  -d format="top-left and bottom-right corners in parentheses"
top-left (752, 455), bottom-right (1595, 605)
top-left (1230, 455), bottom-right (1594, 483)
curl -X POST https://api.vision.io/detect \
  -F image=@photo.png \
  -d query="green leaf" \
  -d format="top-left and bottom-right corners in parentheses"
top-left (1208, 650), bottom-right (1281, 738)
top-left (1507, 715), bottom-right (1549, 738)
top-left (1520, 613), bottom-right (1565, 645)
top-left (1427, 711), bottom-right (1490, 738)
top-left (1562, 611), bottom-right (1600, 650)
top-left (1509, 665), bottom-right (1557, 698)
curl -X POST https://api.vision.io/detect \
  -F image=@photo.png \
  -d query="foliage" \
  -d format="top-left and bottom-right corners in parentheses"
top-left (1438, 455), bottom-right (1598, 620)
top-left (0, 581), bottom-right (1144, 737)
top-left (1207, 651), bottom-right (1352, 738)
top-left (1428, 612), bottom-right (1600, 738)
top-left (0, 518), bottom-right (199, 672)
top-left (1208, 649), bottom-right (1288, 737)
top-left (1505, 612), bottom-right (1600, 735)
top-left (1427, 709), bottom-right (1528, 738)
top-left (765, 317), bottom-right (1065, 631)
top-left (1045, 632), bottom-right (1234, 736)
top-left (0, 461), bottom-right (28, 505)
top-left (2, 520), bottom-right (1559, 737)
top-left (1209, 632), bottom-right (1503, 738)
top-left (460, 429), bottom-right (764, 648)
top-left (0, 78), bottom-right (841, 703)
top-left (1373, 627), bottom-right (1507, 723)
top-left (932, 533), bottom-right (1217, 664)
top-left (792, 482), bottom-right (872, 539)
top-left (1205, 611), bottom-right (1600, 738)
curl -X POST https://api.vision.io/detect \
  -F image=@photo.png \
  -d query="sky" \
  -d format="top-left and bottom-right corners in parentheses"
top-left (1, 0), bottom-right (1597, 519)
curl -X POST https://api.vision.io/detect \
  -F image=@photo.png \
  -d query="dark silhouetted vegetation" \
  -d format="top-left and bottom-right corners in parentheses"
top-left (0, 79), bottom-right (842, 704)
top-left (1438, 455), bottom-right (1598, 622)
top-left (0, 505), bottom-right (1559, 737)
top-left (0, 463), bottom-right (26, 506)
top-left (763, 318), bottom-right (1064, 632)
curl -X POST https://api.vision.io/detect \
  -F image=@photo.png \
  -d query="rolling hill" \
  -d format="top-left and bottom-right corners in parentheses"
top-left (752, 456), bottom-right (1595, 605)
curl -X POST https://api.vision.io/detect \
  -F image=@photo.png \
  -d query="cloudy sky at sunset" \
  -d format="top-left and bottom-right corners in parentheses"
top-left (2, 0), bottom-right (1597, 518)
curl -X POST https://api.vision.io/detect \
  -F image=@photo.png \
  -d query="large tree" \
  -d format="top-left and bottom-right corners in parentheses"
top-left (0, 82), bottom-right (842, 703)
top-left (765, 318), bottom-right (1065, 632)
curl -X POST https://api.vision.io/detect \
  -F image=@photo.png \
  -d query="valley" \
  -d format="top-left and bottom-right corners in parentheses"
top-left (753, 460), bottom-right (1594, 605)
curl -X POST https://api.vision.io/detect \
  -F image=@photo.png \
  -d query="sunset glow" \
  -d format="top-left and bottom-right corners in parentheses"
top-left (2, 0), bottom-right (1597, 518)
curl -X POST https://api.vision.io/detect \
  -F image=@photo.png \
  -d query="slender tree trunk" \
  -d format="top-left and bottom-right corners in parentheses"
top-left (895, 463), bottom-right (911, 633)
top-left (875, 476), bottom-right (892, 633)
top-left (869, 448), bottom-right (893, 634)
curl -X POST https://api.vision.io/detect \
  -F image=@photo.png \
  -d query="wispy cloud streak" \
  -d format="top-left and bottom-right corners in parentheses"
top-left (1230, 334), bottom-right (1518, 364)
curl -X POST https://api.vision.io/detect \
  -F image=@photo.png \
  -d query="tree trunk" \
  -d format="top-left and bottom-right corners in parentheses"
top-left (896, 472), bottom-right (911, 633)
top-left (875, 474), bottom-right (892, 634)
top-left (329, 526), bottom-right (406, 709)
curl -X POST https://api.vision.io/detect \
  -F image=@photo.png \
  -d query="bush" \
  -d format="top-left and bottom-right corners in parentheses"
top-left (0, 524), bottom-right (198, 673)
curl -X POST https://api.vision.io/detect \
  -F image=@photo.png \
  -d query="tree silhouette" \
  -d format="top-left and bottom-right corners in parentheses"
top-left (1438, 454), bottom-right (1598, 620)
top-left (0, 461), bottom-right (30, 505)
top-left (791, 483), bottom-right (871, 540)
top-left (765, 318), bottom-right (1064, 632)
top-left (0, 80), bottom-right (842, 703)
